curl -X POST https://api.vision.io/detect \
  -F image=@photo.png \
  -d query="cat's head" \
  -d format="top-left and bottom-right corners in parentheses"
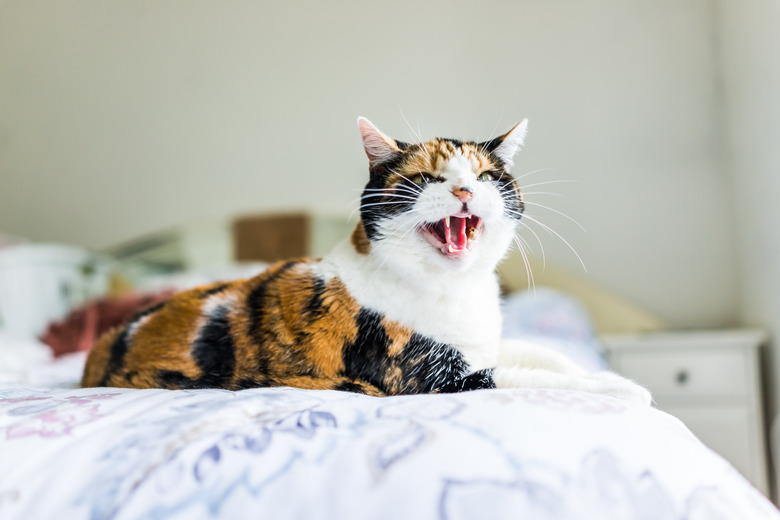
top-left (354, 118), bottom-right (526, 273)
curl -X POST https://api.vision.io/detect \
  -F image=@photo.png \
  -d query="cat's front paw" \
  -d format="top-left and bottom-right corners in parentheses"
top-left (587, 371), bottom-right (652, 407)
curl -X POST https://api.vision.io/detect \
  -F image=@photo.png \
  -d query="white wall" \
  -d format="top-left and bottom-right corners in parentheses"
top-left (717, 0), bottom-right (780, 415)
top-left (0, 0), bottom-right (737, 328)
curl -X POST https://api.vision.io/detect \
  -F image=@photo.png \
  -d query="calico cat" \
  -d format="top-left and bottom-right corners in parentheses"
top-left (82, 118), bottom-right (651, 405)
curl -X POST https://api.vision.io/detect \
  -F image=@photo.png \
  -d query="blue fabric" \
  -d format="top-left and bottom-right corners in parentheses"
top-left (501, 288), bottom-right (608, 372)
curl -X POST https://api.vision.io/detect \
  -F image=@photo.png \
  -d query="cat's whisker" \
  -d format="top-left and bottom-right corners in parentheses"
top-left (416, 133), bottom-right (432, 164)
top-left (512, 224), bottom-right (536, 262)
top-left (513, 232), bottom-right (535, 260)
top-left (477, 113), bottom-right (505, 156)
top-left (521, 191), bottom-right (566, 198)
top-left (414, 135), bottom-right (432, 164)
top-left (359, 202), bottom-right (417, 210)
top-left (399, 107), bottom-right (427, 150)
top-left (350, 193), bottom-right (417, 209)
top-left (514, 168), bottom-right (558, 182)
top-left (521, 213), bottom-right (587, 271)
top-left (362, 186), bottom-right (423, 202)
top-left (517, 221), bottom-right (547, 270)
top-left (497, 178), bottom-right (524, 194)
top-left (362, 186), bottom-right (421, 198)
top-left (351, 194), bottom-right (418, 221)
top-left (521, 201), bottom-right (587, 232)
top-left (395, 183), bottom-right (424, 196)
top-left (519, 179), bottom-right (578, 190)
top-left (397, 110), bottom-right (433, 163)
top-left (387, 170), bottom-right (425, 194)
top-left (360, 193), bottom-right (419, 201)
top-left (503, 207), bottom-right (526, 220)
top-left (416, 122), bottom-right (424, 144)
top-left (512, 233), bottom-right (536, 294)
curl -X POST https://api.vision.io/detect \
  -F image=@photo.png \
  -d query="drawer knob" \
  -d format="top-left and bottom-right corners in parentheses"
top-left (676, 370), bottom-right (689, 386)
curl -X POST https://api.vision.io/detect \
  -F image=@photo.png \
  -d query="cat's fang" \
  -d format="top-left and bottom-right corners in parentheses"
top-left (420, 214), bottom-right (483, 258)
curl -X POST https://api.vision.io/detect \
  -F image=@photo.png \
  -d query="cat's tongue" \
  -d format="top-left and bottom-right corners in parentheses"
top-left (445, 215), bottom-right (469, 253)
top-left (422, 212), bottom-right (481, 258)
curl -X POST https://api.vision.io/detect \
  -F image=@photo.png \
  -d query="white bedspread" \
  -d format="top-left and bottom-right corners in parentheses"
top-left (1, 354), bottom-right (778, 520)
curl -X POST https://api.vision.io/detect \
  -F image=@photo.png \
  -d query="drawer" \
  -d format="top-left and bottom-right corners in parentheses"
top-left (612, 348), bottom-right (748, 398)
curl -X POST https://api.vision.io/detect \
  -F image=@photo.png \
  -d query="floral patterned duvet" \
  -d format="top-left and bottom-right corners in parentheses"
top-left (1, 353), bottom-right (778, 520)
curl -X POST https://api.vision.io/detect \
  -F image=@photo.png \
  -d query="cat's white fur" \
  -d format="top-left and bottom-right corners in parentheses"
top-left (316, 118), bottom-right (651, 406)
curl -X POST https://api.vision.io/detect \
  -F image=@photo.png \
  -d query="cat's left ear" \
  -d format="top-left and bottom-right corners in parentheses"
top-left (481, 119), bottom-right (529, 167)
top-left (358, 117), bottom-right (402, 169)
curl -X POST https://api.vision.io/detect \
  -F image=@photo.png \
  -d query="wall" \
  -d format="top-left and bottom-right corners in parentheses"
top-left (716, 0), bottom-right (780, 416)
top-left (0, 0), bottom-right (737, 328)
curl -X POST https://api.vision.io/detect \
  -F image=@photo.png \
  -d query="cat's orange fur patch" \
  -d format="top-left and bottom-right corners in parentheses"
top-left (81, 328), bottom-right (118, 386)
top-left (351, 222), bottom-right (371, 255)
top-left (382, 317), bottom-right (414, 357)
top-left (388, 140), bottom-right (500, 187)
top-left (304, 278), bottom-right (359, 376)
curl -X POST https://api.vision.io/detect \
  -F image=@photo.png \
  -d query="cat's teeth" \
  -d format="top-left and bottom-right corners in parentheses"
top-left (445, 216), bottom-right (450, 228)
top-left (448, 244), bottom-right (455, 253)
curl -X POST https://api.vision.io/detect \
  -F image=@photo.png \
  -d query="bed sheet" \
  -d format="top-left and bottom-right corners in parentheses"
top-left (1, 354), bottom-right (778, 520)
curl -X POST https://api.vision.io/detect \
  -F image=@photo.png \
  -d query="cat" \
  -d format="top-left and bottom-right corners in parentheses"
top-left (81, 117), bottom-right (651, 406)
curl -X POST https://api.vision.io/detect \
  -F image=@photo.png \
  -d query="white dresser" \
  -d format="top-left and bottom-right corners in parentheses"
top-left (602, 329), bottom-right (770, 496)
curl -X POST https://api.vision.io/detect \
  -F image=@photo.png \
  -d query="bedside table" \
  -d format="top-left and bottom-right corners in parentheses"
top-left (602, 329), bottom-right (770, 496)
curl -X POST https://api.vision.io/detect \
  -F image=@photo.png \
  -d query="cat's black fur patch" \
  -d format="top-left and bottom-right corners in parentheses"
top-left (200, 283), bottom-right (230, 298)
top-left (343, 308), bottom-right (471, 394)
top-left (441, 137), bottom-right (464, 148)
top-left (495, 174), bottom-right (524, 219)
top-left (343, 308), bottom-right (392, 388)
top-left (399, 334), bottom-right (470, 393)
top-left (439, 368), bottom-right (496, 393)
top-left (138, 301), bottom-right (167, 319)
top-left (305, 277), bottom-right (327, 318)
top-left (97, 329), bottom-right (130, 387)
top-left (157, 370), bottom-right (201, 389)
top-left (97, 301), bottom-right (167, 386)
top-left (360, 172), bottom-right (416, 241)
top-left (333, 381), bottom-right (369, 394)
top-left (477, 136), bottom-right (505, 160)
top-left (234, 377), bottom-right (273, 389)
top-left (191, 304), bottom-right (236, 387)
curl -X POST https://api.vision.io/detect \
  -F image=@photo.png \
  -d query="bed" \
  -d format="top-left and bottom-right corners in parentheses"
top-left (1, 297), bottom-right (778, 519)
top-left (2, 368), bottom-right (777, 520)
top-left (0, 239), bottom-right (778, 519)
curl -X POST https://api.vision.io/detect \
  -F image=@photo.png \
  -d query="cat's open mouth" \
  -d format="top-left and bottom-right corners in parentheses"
top-left (420, 212), bottom-right (483, 258)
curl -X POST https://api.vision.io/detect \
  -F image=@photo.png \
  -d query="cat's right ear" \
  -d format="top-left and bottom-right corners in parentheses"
top-left (358, 117), bottom-right (402, 169)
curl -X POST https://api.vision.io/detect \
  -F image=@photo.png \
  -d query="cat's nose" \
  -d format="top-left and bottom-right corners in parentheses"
top-left (451, 185), bottom-right (473, 203)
